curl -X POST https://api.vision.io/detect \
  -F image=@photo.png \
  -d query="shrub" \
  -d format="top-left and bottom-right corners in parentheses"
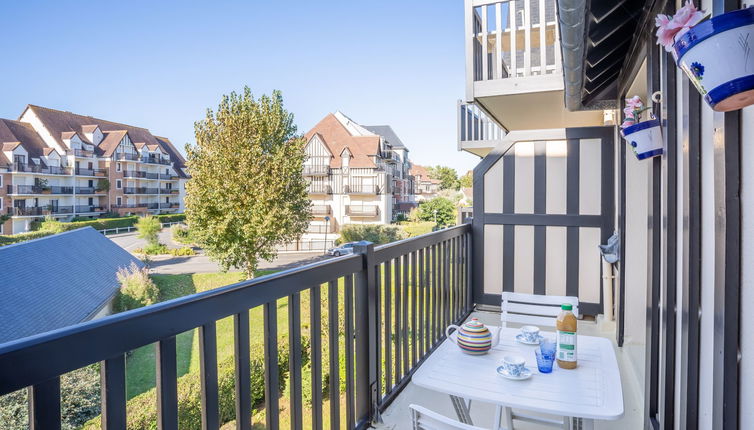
top-left (337, 224), bottom-right (407, 245)
top-left (83, 338), bottom-right (308, 430)
top-left (113, 262), bottom-right (159, 312)
top-left (39, 216), bottom-right (67, 233)
top-left (169, 246), bottom-right (196, 256)
top-left (0, 230), bottom-right (56, 246)
top-left (0, 365), bottom-right (100, 430)
top-left (171, 224), bottom-right (193, 244)
top-left (415, 197), bottom-right (457, 227)
top-left (155, 213), bottom-right (186, 223)
top-left (398, 221), bottom-right (436, 237)
top-left (136, 215), bottom-right (161, 246)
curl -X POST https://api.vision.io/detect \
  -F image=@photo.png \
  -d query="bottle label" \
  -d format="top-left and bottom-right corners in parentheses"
top-left (557, 330), bottom-right (577, 362)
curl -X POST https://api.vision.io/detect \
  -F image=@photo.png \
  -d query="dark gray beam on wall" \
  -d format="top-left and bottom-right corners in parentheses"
top-left (566, 138), bottom-right (580, 299)
top-left (502, 154), bottom-right (515, 293)
top-left (533, 141), bottom-right (547, 295)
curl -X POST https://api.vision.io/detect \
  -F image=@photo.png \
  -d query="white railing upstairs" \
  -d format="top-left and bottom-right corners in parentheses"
top-left (458, 101), bottom-right (506, 148)
top-left (466, 0), bottom-right (561, 82)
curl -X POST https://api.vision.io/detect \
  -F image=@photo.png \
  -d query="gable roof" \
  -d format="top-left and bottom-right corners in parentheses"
top-left (98, 130), bottom-right (129, 156)
top-left (304, 113), bottom-right (380, 169)
top-left (22, 105), bottom-right (185, 167)
top-left (0, 119), bottom-right (50, 160)
top-left (410, 164), bottom-right (441, 184)
top-left (363, 125), bottom-right (407, 149)
top-left (0, 227), bottom-right (144, 345)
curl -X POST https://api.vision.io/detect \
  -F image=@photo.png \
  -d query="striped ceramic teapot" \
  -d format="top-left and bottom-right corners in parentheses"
top-left (446, 318), bottom-right (501, 355)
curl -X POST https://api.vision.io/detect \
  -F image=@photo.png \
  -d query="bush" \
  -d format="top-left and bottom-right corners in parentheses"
top-left (155, 213), bottom-right (186, 223)
top-left (0, 365), bottom-right (100, 430)
top-left (136, 215), bottom-right (161, 246)
top-left (0, 230), bottom-right (56, 246)
top-left (415, 197), bottom-right (457, 227)
top-left (398, 221), bottom-right (436, 237)
top-left (83, 338), bottom-right (308, 430)
top-left (113, 262), bottom-right (159, 312)
top-left (169, 246), bottom-right (196, 256)
top-left (39, 216), bottom-right (67, 233)
top-left (171, 224), bottom-right (193, 244)
top-left (337, 224), bottom-right (407, 245)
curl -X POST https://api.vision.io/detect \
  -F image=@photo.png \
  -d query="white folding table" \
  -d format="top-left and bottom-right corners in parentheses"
top-left (412, 327), bottom-right (624, 429)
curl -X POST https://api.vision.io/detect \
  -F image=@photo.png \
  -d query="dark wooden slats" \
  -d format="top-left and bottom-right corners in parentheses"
top-left (344, 275), bottom-right (356, 429)
top-left (402, 253), bottom-right (410, 375)
top-left (101, 354), bottom-right (126, 430)
top-left (310, 286), bottom-right (323, 430)
top-left (233, 313), bottom-right (251, 430)
top-left (417, 249), bottom-right (425, 360)
top-left (432, 244), bottom-right (439, 344)
top-left (327, 280), bottom-right (340, 430)
top-left (199, 323), bottom-right (219, 430)
top-left (29, 377), bottom-right (61, 430)
top-left (288, 293), bottom-right (303, 430)
top-left (393, 256), bottom-right (402, 385)
top-left (374, 265), bottom-right (383, 402)
top-left (383, 260), bottom-right (392, 395)
top-left (157, 336), bottom-right (178, 430)
top-left (443, 240), bottom-right (451, 332)
top-left (263, 302), bottom-right (280, 430)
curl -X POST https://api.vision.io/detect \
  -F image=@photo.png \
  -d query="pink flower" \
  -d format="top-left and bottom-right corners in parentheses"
top-left (655, 1), bottom-right (706, 52)
top-left (625, 96), bottom-right (643, 112)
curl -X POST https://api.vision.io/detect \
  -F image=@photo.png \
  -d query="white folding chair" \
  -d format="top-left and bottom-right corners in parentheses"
top-left (410, 404), bottom-right (489, 430)
top-left (497, 292), bottom-right (580, 430)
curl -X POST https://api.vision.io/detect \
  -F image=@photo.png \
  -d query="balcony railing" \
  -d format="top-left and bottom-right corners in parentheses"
top-left (458, 101), bottom-right (506, 149)
top-left (112, 204), bottom-right (146, 209)
top-left (74, 205), bottom-right (105, 213)
top-left (141, 156), bottom-right (172, 165)
top-left (114, 153), bottom-right (139, 161)
top-left (75, 167), bottom-right (107, 177)
top-left (123, 187), bottom-right (159, 194)
top-left (307, 184), bottom-right (332, 194)
top-left (0, 225), bottom-right (472, 429)
top-left (345, 184), bottom-right (380, 195)
top-left (159, 173), bottom-right (178, 180)
top-left (303, 164), bottom-right (330, 176)
top-left (160, 202), bottom-right (180, 209)
top-left (7, 205), bottom-right (74, 216)
top-left (7, 185), bottom-right (74, 195)
top-left (346, 205), bottom-right (379, 217)
top-left (468, 0), bottom-right (561, 83)
top-left (10, 163), bottom-right (72, 176)
top-left (75, 187), bottom-right (107, 194)
top-left (310, 204), bottom-right (331, 216)
top-left (67, 149), bottom-right (95, 158)
top-left (306, 223), bottom-right (335, 234)
top-left (160, 188), bottom-right (180, 194)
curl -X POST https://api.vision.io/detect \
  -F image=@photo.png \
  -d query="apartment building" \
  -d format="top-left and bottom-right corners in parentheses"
top-left (0, 105), bottom-right (188, 234)
top-left (301, 112), bottom-right (414, 242)
top-left (409, 164), bottom-right (441, 201)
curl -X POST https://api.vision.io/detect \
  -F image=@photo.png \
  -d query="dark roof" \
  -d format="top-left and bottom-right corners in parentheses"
top-left (0, 227), bottom-right (144, 345)
top-left (363, 125), bottom-right (407, 149)
top-left (0, 118), bottom-right (50, 160)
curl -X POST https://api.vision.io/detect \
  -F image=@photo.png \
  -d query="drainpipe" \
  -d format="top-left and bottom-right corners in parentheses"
top-left (558, 0), bottom-right (587, 111)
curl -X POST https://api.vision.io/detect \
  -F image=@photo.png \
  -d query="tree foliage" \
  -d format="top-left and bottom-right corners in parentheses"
top-left (428, 165), bottom-right (460, 190)
top-left (337, 224), bottom-right (407, 245)
top-left (415, 197), bottom-right (457, 227)
top-left (459, 170), bottom-right (473, 188)
top-left (136, 215), bottom-right (161, 246)
top-left (185, 88), bottom-right (310, 278)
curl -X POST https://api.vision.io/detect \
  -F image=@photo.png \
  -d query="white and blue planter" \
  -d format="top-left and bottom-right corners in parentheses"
top-left (622, 120), bottom-right (663, 160)
top-left (673, 7), bottom-right (754, 112)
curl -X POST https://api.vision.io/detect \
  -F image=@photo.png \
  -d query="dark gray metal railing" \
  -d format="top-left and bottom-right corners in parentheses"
top-left (7, 185), bottom-right (74, 195)
top-left (75, 167), bottom-right (107, 177)
top-left (0, 224), bottom-right (472, 429)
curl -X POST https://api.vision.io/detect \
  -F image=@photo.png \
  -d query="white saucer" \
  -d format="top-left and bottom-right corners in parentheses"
top-left (496, 365), bottom-right (533, 380)
top-left (515, 333), bottom-right (544, 345)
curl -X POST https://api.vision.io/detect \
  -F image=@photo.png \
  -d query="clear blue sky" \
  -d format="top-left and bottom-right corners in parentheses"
top-left (1, 1), bottom-right (480, 174)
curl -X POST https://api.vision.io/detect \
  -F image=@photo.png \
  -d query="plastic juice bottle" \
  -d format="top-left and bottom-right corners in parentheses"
top-left (556, 303), bottom-right (577, 369)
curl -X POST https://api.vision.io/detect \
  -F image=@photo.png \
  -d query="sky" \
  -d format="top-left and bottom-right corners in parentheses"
top-left (1, 1), bottom-right (480, 174)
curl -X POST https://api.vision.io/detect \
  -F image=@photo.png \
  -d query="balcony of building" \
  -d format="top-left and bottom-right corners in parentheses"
top-left (114, 152), bottom-right (140, 161)
top-left (346, 205), bottom-right (380, 217)
top-left (7, 184), bottom-right (74, 195)
top-left (9, 163), bottom-right (72, 176)
top-left (74, 167), bottom-right (107, 177)
top-left (66, 148), bottom-right (96, 158)
top-left (123, 187), bottom-right (159, 195)
top-left (311, 204), bottom-right (332, 216)
top-left (306, 222), bottom-right (336, 234)
top-left (345, 184), bottom-right (380, 195)
top-left (159, 187), bottom-right (180, 195)
top-left (303, 164), bottom-right (330, 176)
top-left (159, 202), bottom-right (181, 209)
top-left (6, 205), bottom-right (75, 217)
top-left (75, 186), bottom-right (108, 195)
top-left (141, 155), bottom-right (172, 165)
top-left (74, 205), bottom-right (106, 214)
top-left (464, 0), bottom-right (603, 133)
top-left (308, 184), bottom-right (332, 195)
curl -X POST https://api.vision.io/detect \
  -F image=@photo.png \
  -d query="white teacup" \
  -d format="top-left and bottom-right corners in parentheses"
top-left (502, 355), bottom-right (526, 376)
top-left (520, 325), bottom-right (540, 343)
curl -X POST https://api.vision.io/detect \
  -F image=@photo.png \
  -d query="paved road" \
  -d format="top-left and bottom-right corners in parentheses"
top-left (108, 231), bottom-right (332, 274)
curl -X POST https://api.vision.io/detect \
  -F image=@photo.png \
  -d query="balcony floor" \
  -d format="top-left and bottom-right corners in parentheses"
top-left (374, 310), bottom-right (644, 430)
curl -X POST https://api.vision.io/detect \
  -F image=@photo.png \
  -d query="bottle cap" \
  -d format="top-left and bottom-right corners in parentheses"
top-left (561, 303), bottom-right (573, 311)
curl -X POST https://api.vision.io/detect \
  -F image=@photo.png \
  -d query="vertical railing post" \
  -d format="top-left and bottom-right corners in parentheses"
top-left (353, 241), bottom-right (378, 425)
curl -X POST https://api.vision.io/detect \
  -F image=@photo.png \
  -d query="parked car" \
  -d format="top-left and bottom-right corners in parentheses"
top-left (327, 242), bottom-right (357, 256)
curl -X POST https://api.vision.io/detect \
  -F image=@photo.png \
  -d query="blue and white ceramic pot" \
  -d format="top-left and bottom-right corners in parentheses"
top-left (622, 120), bottom-right (664, 160)
top-left (673, 7), bottom-right (754, 111)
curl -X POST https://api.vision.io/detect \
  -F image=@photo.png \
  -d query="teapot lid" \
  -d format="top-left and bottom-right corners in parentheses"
top-left (463, 318), bottom-right (488, 331)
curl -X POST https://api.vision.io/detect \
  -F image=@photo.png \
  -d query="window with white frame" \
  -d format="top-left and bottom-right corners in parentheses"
top-left (117, 162), bottom-right (122, 172)
top-left (116, 179), bottom-right (122, 189)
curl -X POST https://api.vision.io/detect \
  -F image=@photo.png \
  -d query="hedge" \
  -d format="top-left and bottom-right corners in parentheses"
top-left (398, 221), bottom-right (436, 238)
top-left (0, 230), bottom-right (56, 246)
top-left (84, 337), bottom-right (309, 430)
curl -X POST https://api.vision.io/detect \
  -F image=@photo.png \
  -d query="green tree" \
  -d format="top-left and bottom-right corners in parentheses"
top-left (459, 170), bottom-right (473, 188)
top-left (428, 165), bottom-right (460, 190)
top-left (136, 215), bottom-right (161, 247)
top-left (185, 87), bottom-right (310, 278)
top-left (416, 197), bottom-right (456, 227)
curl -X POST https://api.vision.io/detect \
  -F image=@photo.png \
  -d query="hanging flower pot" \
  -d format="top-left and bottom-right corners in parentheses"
top-left (657, 3), bottom-right (754, 111)
top-left (622, 119), bottom-right (664, 160)
top-left (620, 96), bottom-right (664, 160)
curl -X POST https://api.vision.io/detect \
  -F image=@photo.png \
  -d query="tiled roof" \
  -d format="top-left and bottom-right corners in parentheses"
top-left (0, 227), bottom-right (144, 345)
top-left (98, 130), bottom-right (128, 157)
top-left (410, 164), bottom-right (441, 184)
top-left (304, 113), bottom-right (380, 169)
top-left (363, 125), bottom-right (407, 149)
top-left (0, 119), bottom-right (50, 160)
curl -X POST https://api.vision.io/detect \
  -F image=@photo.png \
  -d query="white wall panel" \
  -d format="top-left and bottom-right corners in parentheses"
top-left (545, 140), bottom-right (567, 214)
top-left (484, 224), bottom-right (504, 294)
top-left (513, 225), bottom-right (534, 294)
top-left (485, 156), bottom-right (504, 213)
top-left (545, 226), bottom-right (567, 296)
top-left (514, 142), bottom-right (534, 213)
top-left (578, 227), bottom-right (601, 304)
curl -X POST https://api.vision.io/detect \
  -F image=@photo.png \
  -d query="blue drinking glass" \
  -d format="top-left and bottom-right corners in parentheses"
top-left (536, 344), bottom-right (555, 374)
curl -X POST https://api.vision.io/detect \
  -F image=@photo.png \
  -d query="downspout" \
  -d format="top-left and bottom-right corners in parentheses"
top-left (558, 0), bottom-right (587, 111)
